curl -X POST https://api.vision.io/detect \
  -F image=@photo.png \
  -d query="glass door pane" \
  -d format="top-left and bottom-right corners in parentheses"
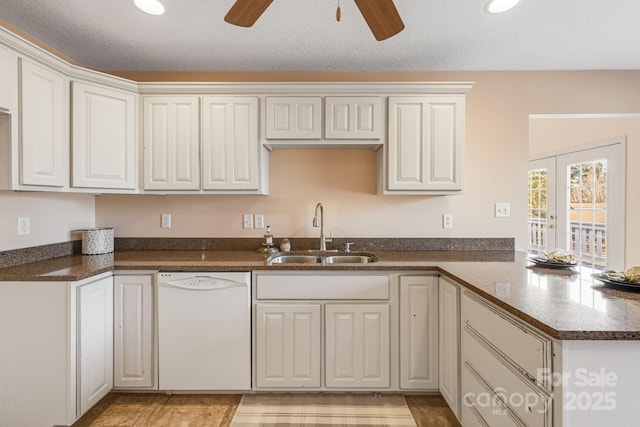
top-left (528, 157), bottom-right (556, 255)
top-left (567, 159), bottom-right (608, 269)
top-left (557, 142), bottom-right (625, 271)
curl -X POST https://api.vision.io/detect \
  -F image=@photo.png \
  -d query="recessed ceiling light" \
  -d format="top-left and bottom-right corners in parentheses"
top-left (134, 0), bottom-right (166, 16)
top-left (485, 0), bottom-right (522, 14)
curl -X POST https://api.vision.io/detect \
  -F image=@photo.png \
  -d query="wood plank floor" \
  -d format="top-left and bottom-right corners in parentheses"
top-left (73, 393), bottom-right (461, 427)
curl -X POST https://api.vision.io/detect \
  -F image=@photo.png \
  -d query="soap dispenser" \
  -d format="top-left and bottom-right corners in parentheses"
top-left (258, 225), bottom-right (278, 254)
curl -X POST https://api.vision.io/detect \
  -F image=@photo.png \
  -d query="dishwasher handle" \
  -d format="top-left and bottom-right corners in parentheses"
top-left (158, 276), bottom-right (246, 291)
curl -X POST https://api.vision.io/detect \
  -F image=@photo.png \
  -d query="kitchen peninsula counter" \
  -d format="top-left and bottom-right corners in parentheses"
top-left (1, 249), bottom-right (640, 340)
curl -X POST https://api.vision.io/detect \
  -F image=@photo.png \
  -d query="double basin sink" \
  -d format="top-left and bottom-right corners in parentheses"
top-left (267, 252), bottom-right (378, 265)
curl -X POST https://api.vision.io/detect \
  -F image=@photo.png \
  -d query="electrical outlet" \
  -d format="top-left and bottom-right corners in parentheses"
top-left (161, 213), bottom-right (172, 228)
top-left (254, 214), bottom-right (265, 229)
top-left (17, 216), bottom-right (30, 235)
top-left (442, 214), bottom-right (453, 229)
top-left (495, 202), bottom-right (511, 218)
top-left (243, 214), bottom-right (253, 229)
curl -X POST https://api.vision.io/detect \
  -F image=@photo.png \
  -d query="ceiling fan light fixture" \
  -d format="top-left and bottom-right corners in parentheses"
top-left (134, 0), bottom-right (166, 16)
top-left (485, 0), bottom-right (522, 14)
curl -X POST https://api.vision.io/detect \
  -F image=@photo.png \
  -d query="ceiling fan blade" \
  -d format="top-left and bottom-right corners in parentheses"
top-left (354, 0), bottom-right (405, 41)
top-left (224, 0), bottom-right (274, 27)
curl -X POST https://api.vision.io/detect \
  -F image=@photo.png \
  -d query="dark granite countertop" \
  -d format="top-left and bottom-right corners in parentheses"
top-left (1, 249), bottom-right (639, 341)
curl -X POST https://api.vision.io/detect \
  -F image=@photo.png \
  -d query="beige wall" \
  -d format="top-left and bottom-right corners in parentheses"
top-left (95, 71), bottom-right (640, 254)
top-left (0, 192), bottom-right (94, 251)
top-left (3, 71), bottom-right (640, 254)
top-left (529, 116), bottom-right (640, 266)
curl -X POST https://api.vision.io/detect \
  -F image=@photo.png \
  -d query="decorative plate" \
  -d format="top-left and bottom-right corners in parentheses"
top-left (528, 257), bottom-right (578, 269)
top-left (591, 274), bottom-right (640, 292)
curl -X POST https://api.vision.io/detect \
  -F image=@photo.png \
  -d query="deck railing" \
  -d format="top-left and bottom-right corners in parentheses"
top-left (528, 219), bottom-right (606, 269)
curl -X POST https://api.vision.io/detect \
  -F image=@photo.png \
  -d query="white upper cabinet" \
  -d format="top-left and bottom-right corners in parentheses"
top-left (385, 96), bottom-right (464, 193)
top-left (0, 44), bottom-right (12, 111)
top-left (265, 96), bottom-right (322, 139)
top-left (18, 58), bottom-right (68, 187)
top-left (72, 81), bottom-right (137, 190)
top-left (143, 96), bottom-right (200, 190)
top-left (325, 96), bottom-right (381, 139)
top-left (202, 96), bottom-right (259, 191)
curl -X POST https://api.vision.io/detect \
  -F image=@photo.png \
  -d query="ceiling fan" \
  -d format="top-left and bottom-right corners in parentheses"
top-left (224, 0), bottom-right (405, 41)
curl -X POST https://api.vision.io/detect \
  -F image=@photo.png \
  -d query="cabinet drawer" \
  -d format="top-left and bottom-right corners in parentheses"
top-left (463, 327), bottom-right (552, 427)
top-left (461, 292), bottom-right (551, 382)
top-left (257, 274), bottom-right (389, 300)
top-left (462, 364), bottom-right (522, 427)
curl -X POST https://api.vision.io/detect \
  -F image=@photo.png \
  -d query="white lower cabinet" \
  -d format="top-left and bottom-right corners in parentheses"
top-left (77, 276), bottom-right (114, 415)
top-left (0, 273), bottom-right (113, 426)
top-left (254, 272), bottom-right (392, 391)
top-left (399, 275), bottom-right (439, 390)
top-left (439, 276), bottom-right (461, 419)
top-left (461, 290), bottom-right (553, 427)
top-left (113, 274), bottom-right (155, 389)
top-left (325, 304), bottom-right (390, 388)
top-left (255, 303), bottom-right (321, 388)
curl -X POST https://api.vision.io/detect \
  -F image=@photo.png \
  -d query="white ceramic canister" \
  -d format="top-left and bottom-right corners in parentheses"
top-left (81, 227), bottom-right (114, 255)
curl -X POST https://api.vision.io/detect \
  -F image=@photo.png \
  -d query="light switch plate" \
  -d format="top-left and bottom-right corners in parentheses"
top-left (495, 203), bottom-right (511, 218)
top-left (242, 214), bottom-right (253, 229)
top-left (442, 214), bottom-right (453, 229)
top-left (161, 213), bottom-right (172, 228)
top-left (254, 214), bottom-right (265, 229)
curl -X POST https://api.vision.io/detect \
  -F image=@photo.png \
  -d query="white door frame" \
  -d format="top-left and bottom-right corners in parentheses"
top-left (530, 137), bottom-right (626, 271)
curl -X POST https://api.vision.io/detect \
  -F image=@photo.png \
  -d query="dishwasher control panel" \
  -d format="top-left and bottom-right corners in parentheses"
top-left (158, 272), bottom-right (249, 291)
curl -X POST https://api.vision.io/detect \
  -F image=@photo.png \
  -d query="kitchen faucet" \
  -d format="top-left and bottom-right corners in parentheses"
top-left (312, 202), bottom-right (332, 251)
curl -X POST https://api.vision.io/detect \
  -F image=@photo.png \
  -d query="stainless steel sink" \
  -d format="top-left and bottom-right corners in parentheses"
top-left (268, 255), bottom-right (321, 264)
top-left (266, 252), bottom-right (378, 265)
top-left (323, 255), bottom-right (378, 264)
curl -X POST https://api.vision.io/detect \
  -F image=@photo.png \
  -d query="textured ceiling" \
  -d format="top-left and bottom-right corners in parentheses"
top-left (1, 0), bottom-right (639, 72)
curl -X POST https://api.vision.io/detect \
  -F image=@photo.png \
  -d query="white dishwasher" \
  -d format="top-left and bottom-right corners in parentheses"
top-left (157, 272), bottom-right (250, 390)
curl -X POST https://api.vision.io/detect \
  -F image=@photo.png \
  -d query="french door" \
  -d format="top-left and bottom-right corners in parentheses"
top-left (528, 139), bottom-right (625, 271)
top-left (527, 157), bottom-right (556, 255)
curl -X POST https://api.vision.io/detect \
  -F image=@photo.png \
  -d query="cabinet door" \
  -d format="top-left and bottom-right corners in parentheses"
top-left (72, 81), bottom-right (136, 189)
top-left (265, 96), bottom-right (322, 139)
top-left (439, 276), bottom-right (461, 418)
top-left (387, 96), bottom-right (463, 191)
top-left (0, 44), bottom-right (11, 111)
top-left (256, 303), bottom-right (321, 388)
top-left (77, 276), bottom-right (113, 416)
top-left (18, 58), bottom-right (68, 187)
top-left (143, 96), bottom-right (200, 190)
top-left (325, 304), bottom-right (390, 388)
top-left (399, 275), bottom-right (439, 390)
top-left (202, 96), bottom-right (259, 190)
top-left (325, 96), bottom-right (380, 139)
top-left (114, 275), bottom-right (154, 389)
